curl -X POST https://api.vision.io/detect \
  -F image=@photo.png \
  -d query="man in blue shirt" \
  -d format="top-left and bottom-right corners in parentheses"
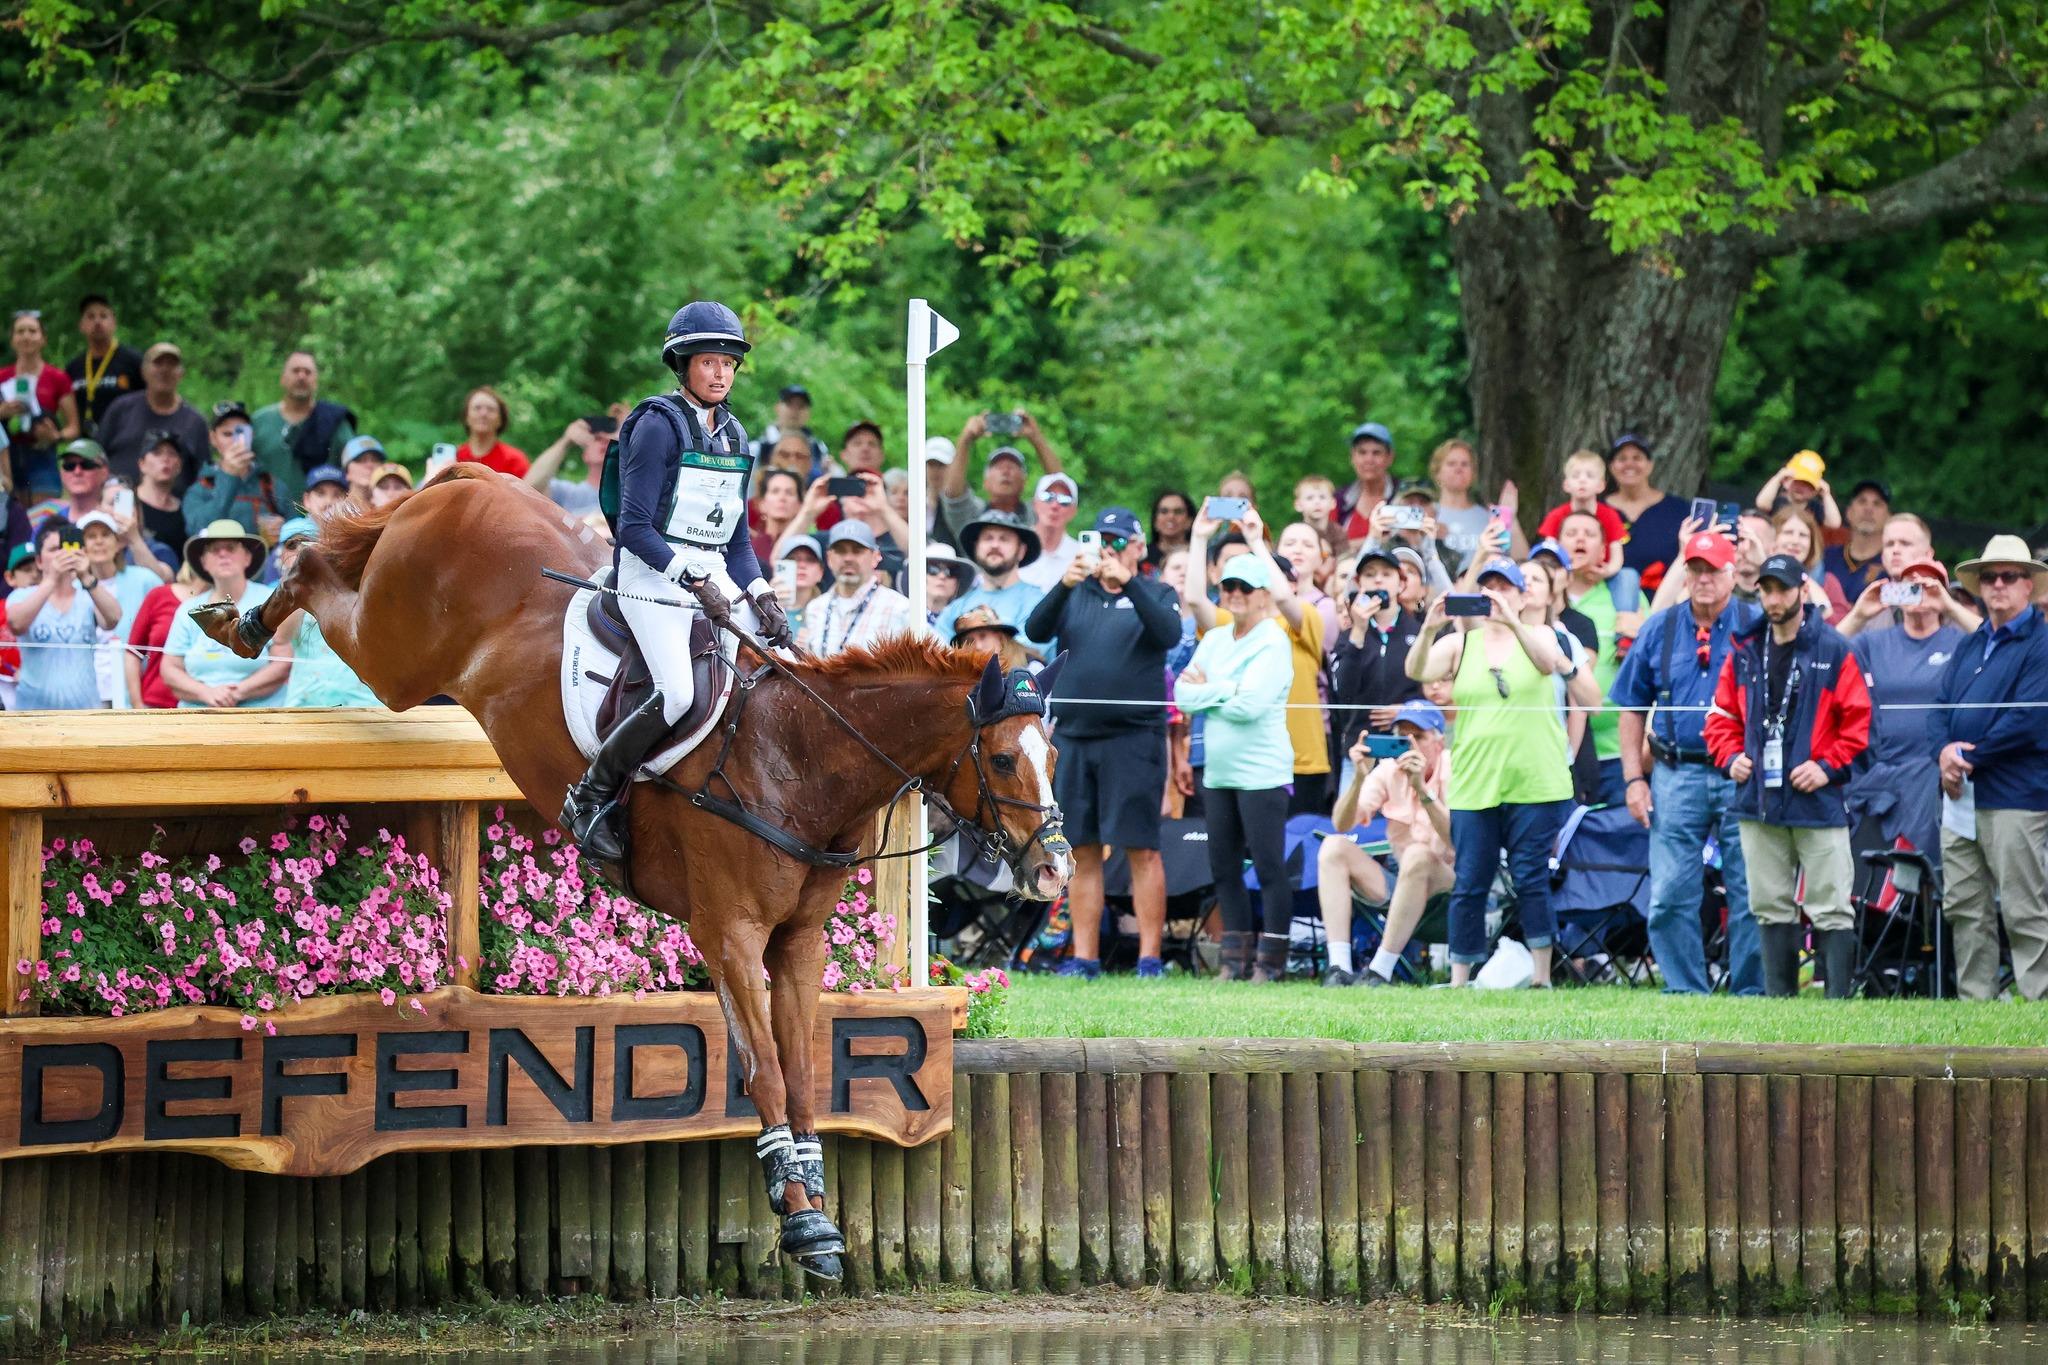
top-left (1930, 535), bottom-right (2048, 1001)
top-left (935, 509), bottom-right (1047, 654)
top-left (1609, 531), bottom-right (1764, 994)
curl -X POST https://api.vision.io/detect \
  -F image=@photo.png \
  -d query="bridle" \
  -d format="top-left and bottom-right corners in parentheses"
top-left (928, 712), bottom-right (1070, 878)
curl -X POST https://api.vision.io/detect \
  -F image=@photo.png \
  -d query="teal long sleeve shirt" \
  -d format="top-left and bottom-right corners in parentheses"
top-left (1172, 618), bottom-right (1295, 790)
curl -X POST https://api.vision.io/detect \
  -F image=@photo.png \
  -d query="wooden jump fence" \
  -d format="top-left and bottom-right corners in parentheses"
top-left (3, 1037), bottom-right (2046, 1345)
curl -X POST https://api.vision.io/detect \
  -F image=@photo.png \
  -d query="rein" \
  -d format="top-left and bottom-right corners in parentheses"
top-left (543, 567), bottom-right (1062, 876)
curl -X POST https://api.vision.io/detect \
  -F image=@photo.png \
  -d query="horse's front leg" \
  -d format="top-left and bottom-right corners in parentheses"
top-left (760, 896), bottom-right (847, 1283)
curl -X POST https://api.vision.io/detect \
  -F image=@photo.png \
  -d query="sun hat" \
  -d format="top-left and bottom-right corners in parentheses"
top-left (184, 518), bottom-right (268, 582)
top-left (957, 507), bottom-right (1042, 567)
top-left (1956, 534), bottom-right (2048, 593)
top-left (950, 604), bottom-right (1020, 643)
top-left (923, 542), bottom-right (977, 591)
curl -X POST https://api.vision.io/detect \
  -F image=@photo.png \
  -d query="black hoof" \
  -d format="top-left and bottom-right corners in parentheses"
top-left (794, 1250), bottom-right (843, 1282)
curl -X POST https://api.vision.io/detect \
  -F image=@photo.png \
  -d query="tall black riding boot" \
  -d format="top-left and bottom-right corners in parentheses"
top-left (1818, 929), bottom-right (1858, 1000)
top-left (1758, 923), bottom-right (1802, 998)
top-left (561, 693), bottom-right (672, 871)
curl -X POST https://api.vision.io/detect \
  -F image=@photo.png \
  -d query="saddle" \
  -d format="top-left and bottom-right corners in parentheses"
top-left (559, 568), bottom-right (739, 779)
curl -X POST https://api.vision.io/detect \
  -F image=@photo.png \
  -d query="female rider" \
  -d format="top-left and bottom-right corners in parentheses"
top-left (559, 301), bottom-right (795, 869)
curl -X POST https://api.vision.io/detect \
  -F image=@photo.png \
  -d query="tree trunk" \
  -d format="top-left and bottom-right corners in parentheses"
top-left (1451, 0), bottom-right (1769, 523)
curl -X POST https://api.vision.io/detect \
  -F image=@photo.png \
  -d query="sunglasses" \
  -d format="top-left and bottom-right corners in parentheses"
top-left (1101, 533), bottom-right (1132, 553)
top-left (12, 309), bottom-right (41, 322)
top-left (1488, 666), bottom-right (1509, 700)
top-left (1036, 491), bottom-right (1076, 506)
top-left (1694, 626), bottom-right (1713, 671)
top-left (59, 459), bottom-right (100, 474)
top-left (1979, 569), bottom-right (2031, 587)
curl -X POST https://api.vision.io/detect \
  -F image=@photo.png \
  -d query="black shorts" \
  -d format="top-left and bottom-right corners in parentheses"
top-left (1052, 729), bottom-right (1166, 851)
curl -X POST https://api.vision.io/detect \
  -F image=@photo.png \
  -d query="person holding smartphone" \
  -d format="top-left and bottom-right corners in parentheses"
top-left (1317, 700), bottom-right (1455, 986)
top-left (5, 520), bottom-right (121, 710)
top-left (1329, 547), bottom-right (1425, 786)
top-left (183, 402), bottom-right (282, 536)
top-left (1406, 558), bottom-right (1575, 987)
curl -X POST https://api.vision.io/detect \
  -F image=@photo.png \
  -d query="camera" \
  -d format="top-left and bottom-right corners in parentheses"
top-left (983, 411), bottom-right (1023, 436)
top-left (1388, 506), bottom-right (1426, 533)
top-left (1880, 582), bottom-right (1923, 608)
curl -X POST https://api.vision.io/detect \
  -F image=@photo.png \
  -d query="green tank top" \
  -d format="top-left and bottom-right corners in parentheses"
top-left (1447, 626), bottom-right (1574, 810)
top-left (1572, 580), bottom-right (1623, 761)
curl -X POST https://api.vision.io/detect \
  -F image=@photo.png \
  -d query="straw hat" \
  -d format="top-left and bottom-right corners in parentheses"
top-left (1955, 534), bottom-right (2048, 593)
top-left (183, 518), bottom-right (268, 583)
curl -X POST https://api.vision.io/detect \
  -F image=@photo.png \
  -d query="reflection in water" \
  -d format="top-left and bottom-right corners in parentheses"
top-left (213, 1315), bottom-right (2047, 1364)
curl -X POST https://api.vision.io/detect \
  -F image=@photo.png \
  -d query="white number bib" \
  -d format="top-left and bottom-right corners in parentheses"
top-left (663, 450), bottom-right (749, 547)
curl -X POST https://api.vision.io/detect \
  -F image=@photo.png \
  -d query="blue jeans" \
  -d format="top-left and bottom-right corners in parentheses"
top-left (1448, 801), bottom-right (1568, 966)
top-left (1647, 763), bottom-right (1761, 995)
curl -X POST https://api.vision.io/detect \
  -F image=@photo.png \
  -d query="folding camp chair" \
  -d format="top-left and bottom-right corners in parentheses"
top-left (1851, 845), bottom-right (1951, 998)
top-left (1547, 805), bottom-right (1654, 986)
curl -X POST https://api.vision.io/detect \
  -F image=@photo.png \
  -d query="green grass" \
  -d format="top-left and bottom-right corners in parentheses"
top-left (1003, 975), bottom-right (2048, 1049)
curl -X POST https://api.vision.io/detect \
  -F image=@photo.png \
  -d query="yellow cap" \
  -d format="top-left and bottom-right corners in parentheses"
top-left (1785, 450), bottom-right (1826, 486)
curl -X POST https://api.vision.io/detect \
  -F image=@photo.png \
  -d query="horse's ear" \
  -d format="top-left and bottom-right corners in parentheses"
top-left (969, 654), bottom-right (1006, 723)
top-left (1035, 651), bottom-right (1068, 698)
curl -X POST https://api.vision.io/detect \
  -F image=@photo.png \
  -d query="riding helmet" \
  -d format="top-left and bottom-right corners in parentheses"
top-left (662, 301), bottom-right (751, 368)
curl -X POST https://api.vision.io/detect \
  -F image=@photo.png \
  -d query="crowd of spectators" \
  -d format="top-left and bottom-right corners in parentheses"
top-left (5, 297), bottom-right (2044, 1001)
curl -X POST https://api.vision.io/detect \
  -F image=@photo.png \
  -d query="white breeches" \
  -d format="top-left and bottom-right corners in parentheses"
top-left (617, 548), bottom-right (737, 726)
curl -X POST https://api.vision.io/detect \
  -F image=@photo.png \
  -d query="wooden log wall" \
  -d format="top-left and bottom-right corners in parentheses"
top-left (4, 1039), bottom-right (2048, 1345)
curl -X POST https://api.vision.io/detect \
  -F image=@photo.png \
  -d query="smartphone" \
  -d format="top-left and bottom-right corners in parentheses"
top-left (1718, 502), bottom-right (1743, 527)
top-left (107, 482), bottom-right (135, 520)
top-left (984, 411), bottom-right (1023, 436)
top-left (1389, 505), bottom-right (1426, 532)
top-left (1360, 734), bottom-right (1411, 760)
top-left (1689, 497), bottom-right (1719, 528)
top-left (1204, 496), bottom-right (1250, 523)
top-left (1443, 594), bottom-right (1492, 617)
top-left (826, 476), bottom-right (868, 498)
top-left (1880, 582), bottom-right (1923, 608)
top-left (1075, 530), bottom-right (1101, 555)
top-left (775, 560), bottom-right (799, 590)
top-left (427, 443), bottom-right (458, 475)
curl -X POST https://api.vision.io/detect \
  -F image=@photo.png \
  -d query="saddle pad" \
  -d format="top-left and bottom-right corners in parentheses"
top-left (560, 582), bottom-right (742, 779)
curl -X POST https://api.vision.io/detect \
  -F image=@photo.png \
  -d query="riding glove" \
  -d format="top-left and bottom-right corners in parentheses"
top-left (750, 584), bottom-right (796, 650)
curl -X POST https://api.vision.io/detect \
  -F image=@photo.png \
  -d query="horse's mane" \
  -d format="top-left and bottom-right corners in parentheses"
top-left (315, 464), bottom-right (496, 590)
top-left (794, 633), bottom-right (989, 686)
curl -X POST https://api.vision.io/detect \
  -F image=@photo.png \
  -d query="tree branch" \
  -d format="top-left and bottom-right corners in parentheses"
top-left (1757, 94), bottom-right (2048, 254)
top-left (1783, 0), bottom-right (1976, 94)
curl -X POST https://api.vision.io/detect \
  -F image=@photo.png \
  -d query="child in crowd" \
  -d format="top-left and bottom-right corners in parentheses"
top-left (1535, 449), bottom-right (1626, 581)
top-left (1293, 474), bottom-right (1347, 568)
top-left (0, 542), bottom-right (36, 709)
top-left (1754, 448), bottom-right (1843, 531)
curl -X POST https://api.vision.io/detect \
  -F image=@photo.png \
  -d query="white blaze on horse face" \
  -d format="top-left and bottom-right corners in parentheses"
top-left (1016, 721), bottom-right (1071, 884)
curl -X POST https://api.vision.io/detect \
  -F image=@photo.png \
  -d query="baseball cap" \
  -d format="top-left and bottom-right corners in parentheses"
top-left (1354, 545), bottom-right (1401, 574)
top-left (342, 435), bottom-right (386, 465)
top-left (1218, 555), bottom-right (1273, 591)
top-left (6, 544), bottom-right (33, 572)
top-left (826, 521), bottom-right (879, 552)
top-left (987, 445), bottom-right (1026, 469)
top-left (779, 534), bottom-right (823, 561)
top-left (60, 437), bottom-right (107, 466)
top-left (1756, 553), bottom-right (1808, 589)
top-left (140, 429), bottom-right (179, 455)
top-left (305, 463), bottom-right (348, 492)
top-left (1784, 450), bottom-right (1826, 486)
top-left (1391, 699), bottom-right (1447, 735)
top-left (1035, 472), bottom-right (1078, 504)
top-left (1607, 433), bottom-right (1651, 459)
top-left (209, 400), bottom-right (251, 427)
top-left (277, 516), bottom-right (320, 545)
top-left (842, 419), bottom-right (883, 446)
top-left (1093, 506), bottom-right (1143, 540)
top-left (1897, 557), bottom-right (1947, 585)
top-left (1474, 557), bottom-right (1526, 591)
top-left (778, 384), bottom-right (811, 402)
top-left (1390, 546), bottom-right (1426, 576)
top-left (1350, 421), bottom-right (1394, 448)
top-left (1394, 477), bottom-right (1439, 503)
top-left (142, 341), bottom-right (183, 365)
top-left (923, 436), bottom-right (956, 466)
top-left (1528, 537), bottom-right (1569, 567)
top-left (1681, 531), bottom-right (1736, 571)
top-left (372, 462), bottom-right (414, 489)
top-left (1847, 478), bottom-right (1891, 506)
top-left (74, 510), bottom-right (121, 536)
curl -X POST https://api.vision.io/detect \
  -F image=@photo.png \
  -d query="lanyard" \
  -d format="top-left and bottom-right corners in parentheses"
top-left (1759, 633), bottom-right (1801, 737)
top-left (823, 584), bottom-right (878, 655)
top-left (80, 347), bottom-right (115, 400)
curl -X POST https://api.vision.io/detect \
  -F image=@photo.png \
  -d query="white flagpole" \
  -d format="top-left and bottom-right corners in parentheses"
top-left (904, 299), bottom-right (957, 988)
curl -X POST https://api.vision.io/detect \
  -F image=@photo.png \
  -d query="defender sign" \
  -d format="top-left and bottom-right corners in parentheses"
top-left (0, 987), bottom-right (961, 1175)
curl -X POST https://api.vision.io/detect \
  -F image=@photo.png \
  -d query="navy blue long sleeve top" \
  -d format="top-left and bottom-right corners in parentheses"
top-left (613, 398), bottom-right (762, 589)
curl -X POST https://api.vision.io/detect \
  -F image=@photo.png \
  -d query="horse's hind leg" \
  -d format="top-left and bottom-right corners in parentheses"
top-left (701, 911), bottom-right (847, 1282)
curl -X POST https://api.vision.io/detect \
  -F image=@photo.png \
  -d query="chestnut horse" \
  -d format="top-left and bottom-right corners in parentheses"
top-left (191, 464), bottom-right (1072, 1280)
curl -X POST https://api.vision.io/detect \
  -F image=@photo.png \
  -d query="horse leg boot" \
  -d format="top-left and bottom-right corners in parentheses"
top-left (765, 914), bottom-right (844, 1280)
top-left (560, 693), bottom-right (671, 872)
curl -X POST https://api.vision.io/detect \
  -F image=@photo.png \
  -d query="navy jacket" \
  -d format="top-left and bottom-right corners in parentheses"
top-left (1023, 574), bottom-right (1183, 739)
top-left (1929, 605), bottom-right (2048, 812)
top-left (613, 396), bottom-right (762, 589)
top-left (1705, 605), bottom-right (1871, 828)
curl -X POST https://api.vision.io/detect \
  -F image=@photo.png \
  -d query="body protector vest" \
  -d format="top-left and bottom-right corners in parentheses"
top-left (601, 394), bottom-right (753, 550)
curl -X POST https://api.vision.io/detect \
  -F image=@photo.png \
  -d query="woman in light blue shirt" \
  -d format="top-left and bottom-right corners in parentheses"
top-left (1172, 554), bottom-right (1295, 981)
top-left (5, 521), bottom-right (122, 709)
top-left (77, 510), bottom-right (169, 707)
top-left (160, 519), bottom-right (292, 708)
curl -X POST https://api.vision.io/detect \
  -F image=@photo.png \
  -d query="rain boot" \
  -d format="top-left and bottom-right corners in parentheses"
top-left (1216, 931), bottom-right (1257, 982)
top-left (1250, 932), bottom-right (1291, 984)
top-left (1759, 922), bottom-right (1802, 998)
top-left (1819, 929), bottom-right (1858, 1000)
top-left (561, 693), bottom-right (673, 871)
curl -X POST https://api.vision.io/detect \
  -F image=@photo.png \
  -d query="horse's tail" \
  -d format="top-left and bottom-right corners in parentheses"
top-left (315, 464), bottom-right (496, 589)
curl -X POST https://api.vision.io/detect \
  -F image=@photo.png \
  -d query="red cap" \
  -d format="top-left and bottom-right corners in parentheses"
top-left (1898, 558), bottom-right (1947, 585)
top-left (1681, 531), bottom-right (1735, 570)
